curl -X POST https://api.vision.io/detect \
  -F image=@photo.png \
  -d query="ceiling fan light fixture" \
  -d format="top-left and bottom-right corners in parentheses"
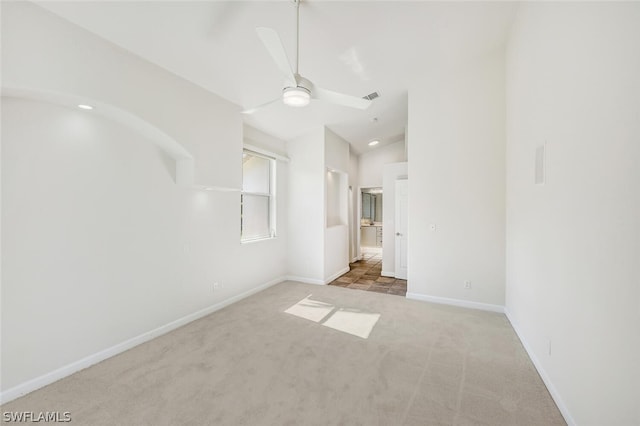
top-left (282, 86), bottom-right (311, 107)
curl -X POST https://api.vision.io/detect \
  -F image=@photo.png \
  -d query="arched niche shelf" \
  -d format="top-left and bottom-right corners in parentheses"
top-left (1, 86), bottom-right (204, 187)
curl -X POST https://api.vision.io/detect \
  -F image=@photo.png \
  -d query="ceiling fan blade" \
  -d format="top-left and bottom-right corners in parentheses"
top-left (256, 27), bottom-right (297, 86)
top-left (241, 98), bottom-right (281, 115)
top-left (313, 87), bottom-right (372, 110)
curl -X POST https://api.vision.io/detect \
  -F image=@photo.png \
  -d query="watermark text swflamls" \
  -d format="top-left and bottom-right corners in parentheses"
top-left (2, 411), bottom-right (71, 423)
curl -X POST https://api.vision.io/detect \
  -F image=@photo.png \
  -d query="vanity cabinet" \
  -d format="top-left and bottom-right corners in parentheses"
top-left (361, 226), bottom-right (382, 247)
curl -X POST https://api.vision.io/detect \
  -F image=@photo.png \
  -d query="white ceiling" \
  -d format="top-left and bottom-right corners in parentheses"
top-left (37, 1), bottom-right (518, 154)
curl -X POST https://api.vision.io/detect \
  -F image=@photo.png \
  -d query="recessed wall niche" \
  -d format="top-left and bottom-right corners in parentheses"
top-left (326, 169), bottom-right (347, 227)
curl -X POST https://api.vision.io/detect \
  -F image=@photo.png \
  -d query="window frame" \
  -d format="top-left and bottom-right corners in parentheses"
top-left (241, 149), bottom-right (276, 243)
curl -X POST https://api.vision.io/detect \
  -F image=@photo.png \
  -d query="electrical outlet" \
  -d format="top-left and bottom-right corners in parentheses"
top-left (464, 280), bottom-right (472, 289)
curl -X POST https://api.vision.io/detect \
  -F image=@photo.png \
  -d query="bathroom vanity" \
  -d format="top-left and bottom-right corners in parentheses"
top-left (361, 224), bottom-right (383, 247)
top-left (361, 189), bottom-right (383, 248)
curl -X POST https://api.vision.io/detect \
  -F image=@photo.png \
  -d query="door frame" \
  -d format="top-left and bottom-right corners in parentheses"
top-left (358, 186), bottom-right (383, 255)
top-left (394, 179), bottom-right (408, 280)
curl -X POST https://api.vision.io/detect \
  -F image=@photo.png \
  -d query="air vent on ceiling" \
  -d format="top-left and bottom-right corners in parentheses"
top-left (362, 92), bottom-right (379, 101)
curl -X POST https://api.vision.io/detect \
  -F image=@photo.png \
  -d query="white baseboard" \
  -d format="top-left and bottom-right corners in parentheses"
top-left (381, 270), bottom-right (395, 277)
top-left (405, 292), bottom-right (505, 313)
top-left (285, 268), bottom-right (350, 286)
top-left (285, 275), bottom-right (325, 285)
top-left (504, 309), bottom-right (576, 426)
top-left (361, 246), bottom-right (382, 253)
top-left (323, 267), bottom-right (350, 284)
top-left (0, 276), bottom-right (286, 405)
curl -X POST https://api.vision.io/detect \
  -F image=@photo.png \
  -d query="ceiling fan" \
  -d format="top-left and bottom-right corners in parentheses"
top-left (242, 0), bottom-right (373, 114)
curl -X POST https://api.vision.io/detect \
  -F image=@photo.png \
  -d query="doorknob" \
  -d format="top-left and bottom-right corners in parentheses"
top-left (396, 232), bottom-right (402, 236)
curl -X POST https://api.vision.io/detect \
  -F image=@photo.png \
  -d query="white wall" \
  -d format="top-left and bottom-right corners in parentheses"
top-left (1, 97), bottom-right (289, 393)
top-left (505, 3), bottom-right (640, 424)
top-left (381, 162), bottom-right (408, 276)
top-left (324, 129), bottom-right (350, 281)
top-left (358, 140), bottom-right (406, 189)
top-left (324, 128), bottom-right (350, 173)
top-left (286, 129), bottom-right (325, 283)
top-left (1, 2), bottom-right (238, 189)
top-left (1, 3), bottom-right (288, 398)
top-left (243, 124), bottom-right (287, 156)
top-left (325, 171), bottom-right (344, 227)
top-left (286, 127), bottom-right (350, 284)
top-left (407, 49), bottom-right (506, 309)
top-left (324, 223), bottom-right (349, 281)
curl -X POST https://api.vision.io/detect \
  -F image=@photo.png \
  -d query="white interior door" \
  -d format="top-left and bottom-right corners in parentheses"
top-left (395, 179), bottom-right (408, 280)
top-left (348, 187), bottom-right (355, 262)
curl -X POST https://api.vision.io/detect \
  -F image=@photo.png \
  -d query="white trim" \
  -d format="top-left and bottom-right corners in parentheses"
top-left (0, 276), bottom-right (286, 405)
top-left (323, 266), bottom-right (350, 284)
top-left (285, 276), bottom-right (325, 285)
top-left (405, 292), bottom-right (505, 313)
top-left (195, 185), bottom-right (241, 192)
top-left (504, 309), bottom-right (576, 426)
top-left (244, 143), bottom-right (289, 163)
top-left (381, 270), bottom-right (395, 277)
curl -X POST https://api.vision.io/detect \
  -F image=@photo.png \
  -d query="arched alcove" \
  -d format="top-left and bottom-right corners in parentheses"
top-left (2, 86), bottom-right (196, 187)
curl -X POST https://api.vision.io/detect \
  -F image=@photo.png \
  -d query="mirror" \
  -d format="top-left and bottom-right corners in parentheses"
top-left (361, 189), bottom-right (382, 223)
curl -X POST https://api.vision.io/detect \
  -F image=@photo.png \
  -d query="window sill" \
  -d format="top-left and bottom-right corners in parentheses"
top-left (241, 236), bottom-right (277, 245)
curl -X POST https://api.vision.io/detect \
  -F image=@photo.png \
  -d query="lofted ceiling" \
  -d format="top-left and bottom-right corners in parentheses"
top-left (36, 1), bottom-right (518, 155)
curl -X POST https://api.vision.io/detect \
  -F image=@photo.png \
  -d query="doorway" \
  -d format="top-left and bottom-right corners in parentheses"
top-left (328, 185), bottom-right (407, 296)
top-left (327, 253), bottom-right (407, 296)
top-left (359, 187), bottom-right (383, 256)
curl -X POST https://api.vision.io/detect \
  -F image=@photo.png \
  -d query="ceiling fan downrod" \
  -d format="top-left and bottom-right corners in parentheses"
top-left (242, 0), bottom-right (372, 114)
top-left (294, 0), bottom-right (300, 76)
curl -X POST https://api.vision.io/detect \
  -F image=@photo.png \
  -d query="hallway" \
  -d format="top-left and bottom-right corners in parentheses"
top-left (328, 251), bottom-right (407, 296)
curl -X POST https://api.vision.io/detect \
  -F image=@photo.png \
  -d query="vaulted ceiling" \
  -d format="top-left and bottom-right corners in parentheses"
top-left (37, 1), bottom-right (518, 154)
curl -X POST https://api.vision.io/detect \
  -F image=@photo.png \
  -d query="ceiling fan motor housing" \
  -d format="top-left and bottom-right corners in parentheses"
top-left (282, 75), bottom-right (312, 107)
top-left (286, 75), bottom-right (312, 92)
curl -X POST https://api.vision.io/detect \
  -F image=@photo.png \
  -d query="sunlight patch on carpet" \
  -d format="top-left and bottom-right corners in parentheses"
top-left (284, 295), bottom-right (380, 339)
top-left (322, 309), bottom-right (380, 339)
top-left (284, 295), bottom-right (334, 322)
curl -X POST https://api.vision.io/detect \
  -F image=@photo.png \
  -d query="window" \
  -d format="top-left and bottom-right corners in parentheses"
top-left (241, 150), bottom-right (276, 242)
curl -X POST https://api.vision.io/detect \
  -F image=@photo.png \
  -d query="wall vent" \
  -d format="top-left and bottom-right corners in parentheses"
top-left (362, 92), bottom-right (379, 101)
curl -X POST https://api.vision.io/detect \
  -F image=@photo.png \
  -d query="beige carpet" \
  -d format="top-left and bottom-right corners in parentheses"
top-left (2, 282), bottom-right (565, 425)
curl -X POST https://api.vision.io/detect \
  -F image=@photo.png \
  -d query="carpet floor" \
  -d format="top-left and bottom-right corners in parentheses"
top-left (2, 282), bottom-right (565, 425)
